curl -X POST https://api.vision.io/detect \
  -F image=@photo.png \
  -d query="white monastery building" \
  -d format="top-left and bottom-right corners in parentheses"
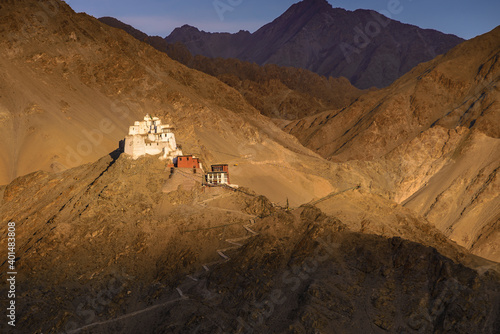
top-left (124, 114), bottom-right (183, 160)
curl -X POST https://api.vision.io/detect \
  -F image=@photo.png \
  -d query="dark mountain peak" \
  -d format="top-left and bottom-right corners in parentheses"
top-left (236, 29), bottom-right (251, 35)
top-left (277, 0), bottom-right (333, 20)
top-left (178, 24), bottom-right (200, 32)
top-left (297, 0), bottom-right (332, 9)
top-left (99, 16), bottom-right (119, 22)
top-left (169, 24), bottom-right (252, 38)
top-left (167, 24), bottom-right (203, 37)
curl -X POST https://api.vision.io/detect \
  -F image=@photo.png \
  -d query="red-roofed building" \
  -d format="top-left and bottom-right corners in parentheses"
top-left (176, 155), bottom-right (201, 169)
top-left (211, 164), bottom-right (229, 173)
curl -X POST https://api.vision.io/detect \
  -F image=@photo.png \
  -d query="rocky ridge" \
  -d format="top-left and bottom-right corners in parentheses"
top-left (99, 16), bottom-right (365, 120)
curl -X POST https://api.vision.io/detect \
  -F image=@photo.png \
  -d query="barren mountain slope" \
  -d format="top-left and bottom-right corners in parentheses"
top-left (0, 154), bottom-right (498, 333)
top-left (314, 127), bottom-right (500, 262)
top-left (99, 16), bottom-right (365, 121)
top-left (166, 0), bottom-right (464, 89)
top-left (0, 0), bottom-right (336, 206)
top-left (285, 26), bottom-right (499, 160)
top-left (399, 129), bottom-right (500, 261)
top-left (285, 26), bottom-right (500, 261)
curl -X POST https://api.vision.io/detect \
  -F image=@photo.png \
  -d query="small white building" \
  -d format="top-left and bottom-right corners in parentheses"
top-left (205, 164), bottom-right (231, 185)
top-left (124, 114), bottom-right (183, 160)
top-left (205, 172), bottom-right (229, 185)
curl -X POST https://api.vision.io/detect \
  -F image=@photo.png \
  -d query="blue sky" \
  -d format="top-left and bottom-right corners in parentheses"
top-left (65, 0), bottom-right (499, 39)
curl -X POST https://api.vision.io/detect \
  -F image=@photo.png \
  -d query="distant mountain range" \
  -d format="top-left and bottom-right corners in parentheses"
top-left (165, 0), bottom-right (464, 89)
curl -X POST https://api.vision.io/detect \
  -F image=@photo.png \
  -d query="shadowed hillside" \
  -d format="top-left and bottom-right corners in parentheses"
top-left (1, 154), bottom-right (498, 333)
